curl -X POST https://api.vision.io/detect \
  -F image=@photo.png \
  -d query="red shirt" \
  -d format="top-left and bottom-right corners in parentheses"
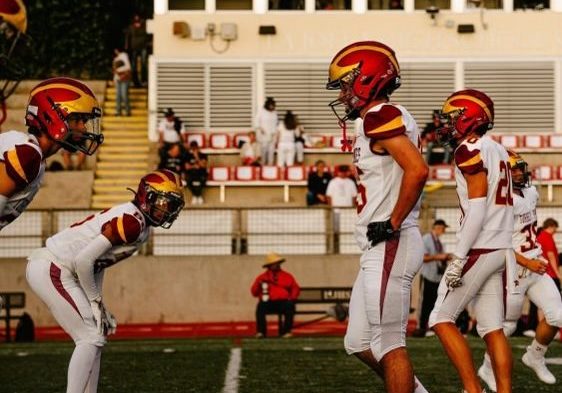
top-left (537, 230), bottom-right (559, 278)
top-left (251, 269), bottom-right (300, 301)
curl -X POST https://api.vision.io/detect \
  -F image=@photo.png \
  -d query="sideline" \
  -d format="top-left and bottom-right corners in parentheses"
top-left (222, 347), bottom-right (242, 393)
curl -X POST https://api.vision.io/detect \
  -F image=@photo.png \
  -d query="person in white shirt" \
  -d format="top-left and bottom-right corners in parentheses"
top-left (240, 131), bottom-right (262, 166)
top-left (112, 48), bottom-right (131, 116)
top-left (326, 165), bottom-right (357, 207)
top-left (276, 111), bottom-right (298, 167)
top-left (254, 97), bottom-right (278, 165)
top-left (157, 108), bottom-right (185, 147)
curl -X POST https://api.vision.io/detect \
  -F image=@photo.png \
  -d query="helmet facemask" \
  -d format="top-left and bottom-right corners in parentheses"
top-left (511, 161), bottom-right (531, 190)
top-left (61, 110), bottom-right (104, 155)
top-left (142, 186), bottom-right (185, 229)
top-left (327, 67), bottom-right (362, 123)
top-left (437, 108), bottom-right (465, 147)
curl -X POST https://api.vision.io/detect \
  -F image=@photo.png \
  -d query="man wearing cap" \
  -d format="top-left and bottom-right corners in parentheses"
top-left (157, 108), bottom-right (185, 151)
top-left (251, 253), bottom-right (300, 338)
top-left (413, 219), bottom-right (451, 337)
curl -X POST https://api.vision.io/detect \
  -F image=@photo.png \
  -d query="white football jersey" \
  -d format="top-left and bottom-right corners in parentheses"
top-left (0, 130), bottom-right (46, 230)
top-left (46, 202), bottom-right (149, 273)
top-left (454, 135), bottom-right (513, 250)
top-left (512, 186), bottom-right (541, 259)
top-left (353, 103), bottom-right (421, 251)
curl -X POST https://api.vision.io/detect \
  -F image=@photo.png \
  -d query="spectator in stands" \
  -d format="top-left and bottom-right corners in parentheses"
top-left (276, 110), bottom-right (298, 167)
top-left (294, 115), bottom-right (307, 165)
top-left (125, 13), bottom-right (150, 87)
top-left (158, 143), bottom-right (187, 185)
top-left (112, 48), bottom-right (132, 117)
top-left (158, 108), bottom-right (185, 156)
top-left (413, 219), bottom-right (451, 338)
top-left (185, 141), bottom-right (208, 205)
top-left (251, 252), bottom-right (301, 338)
top-left (240, 131), bottom-right (262, 166)
top-left (326, 165), bottom-right (357, 207)
top-left (306, 160), bottom-right (332, 206)
top-left (254, 97), bottom-right (278, 165)
top-left (422, 110), bottom-right (451, 164)
top-left (62, 151), bottom-right (87, 171)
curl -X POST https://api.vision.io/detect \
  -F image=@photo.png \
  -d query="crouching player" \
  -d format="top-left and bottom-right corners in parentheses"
top-left (26, 170), bottom-right (184, 393)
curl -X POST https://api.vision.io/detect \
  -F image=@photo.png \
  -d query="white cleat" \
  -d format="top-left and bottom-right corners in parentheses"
top-left (478, 363), bottom-right (497, 392)
top-left (522, 351), bottom-right (556, 384)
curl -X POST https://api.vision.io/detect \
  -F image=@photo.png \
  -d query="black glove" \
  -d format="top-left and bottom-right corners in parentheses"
top-left (367, 219), bottom-right (398, 247)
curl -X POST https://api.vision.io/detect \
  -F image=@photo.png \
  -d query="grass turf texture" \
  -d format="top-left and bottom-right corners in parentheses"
top-left (0, 337), bottom-right (561, 392)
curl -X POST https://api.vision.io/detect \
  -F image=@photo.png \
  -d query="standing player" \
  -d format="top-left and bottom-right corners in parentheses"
top-left (0, 77), bottom-right (104, 229)
top-left (429, 89), bottom-right (514, 393)
top-left (327, 41), bottom-right (429, 393)
top-left (478, 151), bottom-right (562, 391)
top-left (26, 170), bottom-right (184, 393)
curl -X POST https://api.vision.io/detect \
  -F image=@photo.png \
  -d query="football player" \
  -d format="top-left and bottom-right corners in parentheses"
top-left (478, 151), bottom-right (562, 391)
top-left (0, 77), bottom-right (104, 229)
top-left (327, 41), bottom-right (429, 393)
top-left (26, 170), bottom-right (185, 393)
top-left (428, 90), bottom-right (514, 393)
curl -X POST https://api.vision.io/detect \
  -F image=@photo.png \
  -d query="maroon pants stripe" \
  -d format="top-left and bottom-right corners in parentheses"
top-left (49, 263), bottom-right (82, 318)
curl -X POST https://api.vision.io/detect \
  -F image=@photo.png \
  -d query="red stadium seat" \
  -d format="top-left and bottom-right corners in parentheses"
top-left (431, 165), bottom-right (455, 181)
top-left (548, 134), bottom-right (562, 149)
top-left (209, 133), bottom-right (231, 149)
top-left (234, 166), bottom-right (259, 181)
top-left (210, 166), bottom-right (231, 181)
top-left (285, 166), bottom-right (307, 181)
top-left (185, 133), bottom-right (206, 148)
top-left (499, 135), bottom-right (520, 149)
top-left (522, 135), bottom-right (546, 149)
top-left (558, 166), bottom-right (562, 180)
top-left (233, 133), bottom-right (250, 149)
top-left (260, 166), bottom-right (282, 181)
top-left (307, 134), bottom-right (329, 148)
top-left (532, 165), bottom-right (555, 181)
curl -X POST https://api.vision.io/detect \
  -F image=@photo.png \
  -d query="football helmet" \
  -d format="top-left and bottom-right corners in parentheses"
top-left (437, 89), bottom-right (494, 145)
top-left (133, 170), bottom-right (185, 229)
top-left (0, 0), bottom-right (28, 100)
top-left (326, 41), bottom-right (401, 122)
top-left (25, 77), bottom-right (104, 155)
top-left (507, 149), bottom-right (530, 189)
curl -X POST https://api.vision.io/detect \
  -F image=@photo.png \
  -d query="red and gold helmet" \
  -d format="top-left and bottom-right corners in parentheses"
top-left (26, 77), bottom-right (104, 155)
top-left (326, 41), bottom-right (401, 122)
top-left (507, 149), bottom-right (530, 189)
top-left (438, 89), bottom-right (494, 145)
top-left (0, 0), bottom-right (28, 100)
top-left (134, 170), bottom-right (185, 229)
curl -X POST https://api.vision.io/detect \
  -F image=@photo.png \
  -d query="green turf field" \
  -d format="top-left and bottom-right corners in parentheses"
top-left (0, 336), bottom-right (561, 392)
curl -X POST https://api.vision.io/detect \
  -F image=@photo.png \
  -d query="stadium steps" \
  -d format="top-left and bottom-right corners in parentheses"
top-left (92, 83), bottom-right (150, 209)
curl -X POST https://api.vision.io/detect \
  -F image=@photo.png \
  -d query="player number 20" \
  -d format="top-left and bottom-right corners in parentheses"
top-left (495, 161), bottom-right (513, 206)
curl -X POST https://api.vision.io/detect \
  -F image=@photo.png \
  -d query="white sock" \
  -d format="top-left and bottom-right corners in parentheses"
top-left (414, 375), bottom-right (429, 393)
top-left (67, 343), bottom-right (99, 393)
top-left (527, 339), bottom-right (548, 358)
top-left (84, 347), bottom-right (102, 393)
top-left (483, 352), bottom-right (492, 369)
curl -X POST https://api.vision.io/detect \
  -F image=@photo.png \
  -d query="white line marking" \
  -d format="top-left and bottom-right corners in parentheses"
top-left (222, 347), bottom-right (242, 393)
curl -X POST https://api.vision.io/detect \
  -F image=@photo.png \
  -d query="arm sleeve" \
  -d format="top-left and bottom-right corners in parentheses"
top-left (363, 105), bottom-right (406, 141)
top-left (455, 197), bottom-right (487, 258)
top-left (250, 274), bottom-right (262, 297)
top-left (75, 235), bottom-right (113, 301)
top-left (289, 276), bottom-right (300, 300)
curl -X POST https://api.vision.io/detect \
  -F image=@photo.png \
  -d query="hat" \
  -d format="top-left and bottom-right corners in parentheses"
top-left (164, 108), bottom-right (175, 117)
top-left (262, 252), bottom-right (285, 268)
top-left (433, 219), bottom-right (449, 227)
top-left (265, 97), bottom-right (276, 105)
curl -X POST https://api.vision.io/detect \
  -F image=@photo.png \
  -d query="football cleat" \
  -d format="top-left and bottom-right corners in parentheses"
top-left (478, 363), bottom-right (497, 392)
top-left (522, 351), bottom-right (556, 384)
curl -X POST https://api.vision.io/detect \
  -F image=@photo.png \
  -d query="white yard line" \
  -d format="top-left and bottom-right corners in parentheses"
top-left (222, 347), bottom-right (242, 393)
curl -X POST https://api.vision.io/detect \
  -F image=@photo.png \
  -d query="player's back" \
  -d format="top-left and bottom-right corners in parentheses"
top-left (0, 130), bottom-right (45, 229)
top-left (353, 102), bottom-right (421, 251)
top-left (46, 202), bottom-right (149, 268)
top-left (513, 185), bottom-right (540, 258)
top-left (454, 135), bottom-right (513, 250)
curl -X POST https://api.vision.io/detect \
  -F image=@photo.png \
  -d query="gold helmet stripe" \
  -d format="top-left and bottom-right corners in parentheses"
top-left (443, 94), bottom-right (492, 121)
top-left (30, 83), bottom-right (99, 114)
top-left (331, 44), bottom-right (400, 82)
top-left (146, 171), bottom-right (182, 193)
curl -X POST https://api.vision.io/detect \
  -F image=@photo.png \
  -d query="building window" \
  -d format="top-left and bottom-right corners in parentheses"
top-left (466, 0), bottom-right (502, 9)
top-left (368, 0), bottom-right (404, 9)
top-left (217, 0), bottom-right (253, 9)
top-left (415, 0), bottom-right (451, 9)
top-left (514, 0), bottom-right (549, 9)
top-left (316, 0), bottom-right (352, 10)
top-left (269, 0), bottom-right (306, 9)
top-left (169, 0), bottom-right (205, 10)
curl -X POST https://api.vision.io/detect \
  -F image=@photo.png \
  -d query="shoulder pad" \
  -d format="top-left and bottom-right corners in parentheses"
top-left (454, 138), bottom-right (485, 175)
top-left (3, 144), bottom-right (43, 189)
top-left (363, 104), bottom-right (406, 141)
top-left (107, 213), bottom-right (143, 244)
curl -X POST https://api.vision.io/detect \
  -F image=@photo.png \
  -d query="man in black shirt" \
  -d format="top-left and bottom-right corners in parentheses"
top-left (185, 141), bottom-right (208, 205)
top-left (158, 143), bottom-right (187, 184)
top-left (306, 160), bottom-right (332, 206)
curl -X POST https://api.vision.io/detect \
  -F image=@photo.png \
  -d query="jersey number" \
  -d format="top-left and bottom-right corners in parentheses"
top-left (520, 221), bottom-right (538, 253)
top-left (495, 161), bottom-right (513, 206)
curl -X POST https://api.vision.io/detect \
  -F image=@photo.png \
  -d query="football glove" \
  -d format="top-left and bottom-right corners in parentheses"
top-left (444, 256), bottom-right (466, 290)
top-left (367, 219), bottom-right (398, 247)
top-left (103, 309), bottom-right (117, 336)
top-left (90, 297), bottom-right (105, 335)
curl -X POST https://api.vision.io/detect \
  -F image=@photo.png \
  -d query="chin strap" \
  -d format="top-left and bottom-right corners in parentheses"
top-left (338, 120), bottom-right (353, 152)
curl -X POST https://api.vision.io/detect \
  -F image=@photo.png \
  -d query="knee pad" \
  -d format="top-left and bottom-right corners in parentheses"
top-left (344, 332), bottom-right (369, 356)
top-left (544, 307), bottom-right (562, 329)
top-left (74, 328), bottom-right (106, 347)
top-left (503, 321), bottom-right (517, 337)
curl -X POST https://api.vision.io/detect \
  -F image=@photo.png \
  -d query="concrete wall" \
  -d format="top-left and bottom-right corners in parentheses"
top-left (28, 171), bottom-right (94, 209)
top-left (149, 12), bottom-right (562, 58)
top-left (1, 254), bottom-right (418, 327)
